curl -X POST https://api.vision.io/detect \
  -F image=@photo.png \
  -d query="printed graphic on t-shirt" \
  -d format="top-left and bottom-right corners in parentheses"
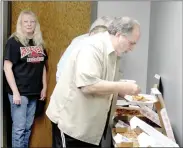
top-left (20, 46), bottom-right (46, 63)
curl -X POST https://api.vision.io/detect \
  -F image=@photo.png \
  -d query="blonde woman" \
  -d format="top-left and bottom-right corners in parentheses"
top-left (4, 10), bottom-right (47, 147)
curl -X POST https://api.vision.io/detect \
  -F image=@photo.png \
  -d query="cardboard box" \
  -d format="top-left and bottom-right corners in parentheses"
top-left (114, 107), bottom-right (144, 123)
top-left (151, 88), bottom-right (176, 141)
top-left (114, 107), bottom-right (164, 134)
top-left (115, 142), bottom-right (133, 147)
top-left (112, 127), bottom-right (140, 147)
top-left (130, 116), bottom-right (179, 147)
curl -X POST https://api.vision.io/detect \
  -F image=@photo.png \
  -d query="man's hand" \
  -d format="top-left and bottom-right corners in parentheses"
top-left (13, 93), bottom-right (21, 105)
top-left (118, 82), bottom-right (141, 97)
top-left (40, 88), bottom-right (47, 101)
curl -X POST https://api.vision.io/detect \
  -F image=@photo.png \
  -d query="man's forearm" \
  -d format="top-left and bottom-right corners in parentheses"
top-left (81, 80), bottom-right (122, 95)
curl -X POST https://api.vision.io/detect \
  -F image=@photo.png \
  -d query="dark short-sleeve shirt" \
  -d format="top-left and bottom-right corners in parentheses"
top-left (4, 36), bottom-right (48, 96)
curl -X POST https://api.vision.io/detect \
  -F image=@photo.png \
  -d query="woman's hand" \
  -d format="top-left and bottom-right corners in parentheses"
top-left (40, 88), bottom-right (47, 101)
top-left (13, 92), bottom-right (21, 105)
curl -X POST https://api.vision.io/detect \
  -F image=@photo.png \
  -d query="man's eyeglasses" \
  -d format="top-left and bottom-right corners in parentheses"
top-left (124, 36), bottom-right (136, 46)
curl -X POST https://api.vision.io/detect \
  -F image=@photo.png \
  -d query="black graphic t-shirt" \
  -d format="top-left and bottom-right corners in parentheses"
top-left (4, 36), bottom-right (48, 96)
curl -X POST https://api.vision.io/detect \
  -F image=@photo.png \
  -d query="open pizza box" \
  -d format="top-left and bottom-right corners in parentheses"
top-left (114, 104), bottom-right (163, 133)
top-left (112, 107), bottom-right (179, 147)
top-left (112, 115), bottom-right (179, 148)
top-left (115, 87), bottom-right (176, 140)
top-left (130, 116), bottom-right (179, 147)
top-left (150, 88), bottom-right (176, 142)
top-left (112, 126), bottom-right (141, 147)
top-left (116, 91), bottom-right (161, 126)
top-left (115, 106), bottom-right (143, 121)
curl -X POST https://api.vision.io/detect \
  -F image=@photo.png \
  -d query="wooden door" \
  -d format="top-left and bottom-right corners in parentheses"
top-left (11, 2), bottom-right (91, 147)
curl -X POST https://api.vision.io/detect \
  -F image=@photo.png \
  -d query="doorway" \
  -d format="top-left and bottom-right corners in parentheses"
top-left (5, 1), bottom-right (92, 147)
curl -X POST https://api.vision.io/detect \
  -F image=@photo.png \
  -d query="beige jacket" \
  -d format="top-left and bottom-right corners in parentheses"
top-left (46, 32), bottom-right (120, 145)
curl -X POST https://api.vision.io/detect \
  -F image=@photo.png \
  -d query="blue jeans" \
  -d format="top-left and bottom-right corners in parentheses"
top-left (8, 94), bottom-right (37, 148)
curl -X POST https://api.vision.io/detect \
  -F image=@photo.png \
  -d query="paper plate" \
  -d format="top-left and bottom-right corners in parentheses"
top-left (120, 79), bottom-right (136, 83)
top-left (124, 94), bottom-right (157, 106)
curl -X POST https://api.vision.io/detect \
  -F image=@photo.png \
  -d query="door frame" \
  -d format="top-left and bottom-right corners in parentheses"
top-left (1, 1), bottom-right (11, 147)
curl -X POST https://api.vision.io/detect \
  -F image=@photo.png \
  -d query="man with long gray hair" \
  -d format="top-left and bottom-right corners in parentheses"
top-left (46, 16), bottom-right (141, 147)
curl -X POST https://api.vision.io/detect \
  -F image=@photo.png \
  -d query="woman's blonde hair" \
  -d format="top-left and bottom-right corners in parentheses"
top-left (10, 10), bottom-right (44, 47)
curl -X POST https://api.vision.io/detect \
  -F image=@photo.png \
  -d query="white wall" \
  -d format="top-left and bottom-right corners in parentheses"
top-left (147, 1), bottom-right (182, 146)
top-left (97, 1), bottom-right (151, 93)
top-left (97, 1), bottom-right (182, 146)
